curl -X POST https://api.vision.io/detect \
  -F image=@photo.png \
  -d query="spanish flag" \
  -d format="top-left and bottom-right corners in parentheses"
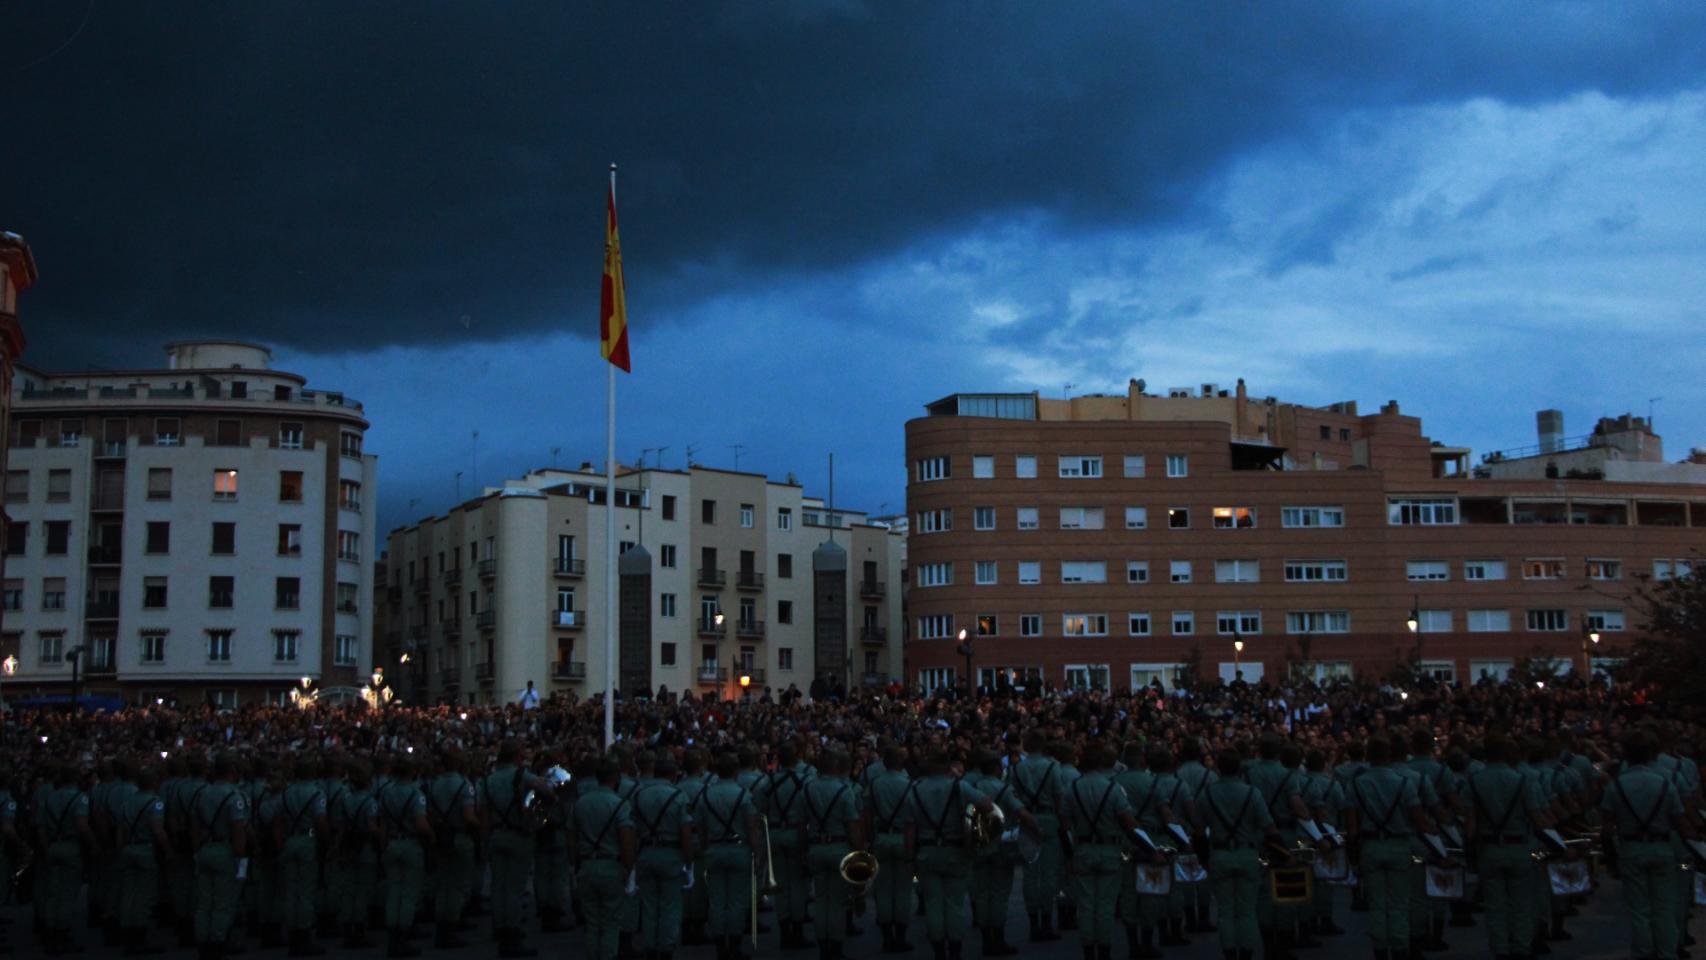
top-left (600, 177), bottom-right (631, 372)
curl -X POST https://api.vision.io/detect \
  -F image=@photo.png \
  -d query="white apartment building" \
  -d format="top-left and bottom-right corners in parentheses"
top-left (1, 341), bottom-right (378, 706)
top-left (382, 465), bottom-right (905, 705)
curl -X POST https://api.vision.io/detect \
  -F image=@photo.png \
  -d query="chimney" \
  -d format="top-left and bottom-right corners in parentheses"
top-left (1537, 409), bottom-right (1564, 454)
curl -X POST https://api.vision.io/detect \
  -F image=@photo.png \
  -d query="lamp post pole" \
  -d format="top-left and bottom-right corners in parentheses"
top-left (1, 654), bottom-right (16, 711)
top-left (1405, 595), bottom-right (1421, 679)
top-left (1233, 634), bottom-right (1244, 678)
top-left (956, 628), bottom-right (973, 698)
top-left (1581, 621), bottom-right (1601, 679)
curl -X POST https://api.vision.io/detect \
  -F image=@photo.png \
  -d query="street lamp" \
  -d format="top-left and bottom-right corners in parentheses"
top-left (955, 628), bottom-right (974, 696)
top-left (1581, 620), bottom-right (1601, 679)
top-left (1233, 634), bottom-right (1245, 676)
top-left (66, 644), bottom-right (88, 704)
top-left (2, 653), bottom-right (16, 710)
top-left (290, 674), bottom-right (318, 710)
top-left (713, 610), bottom-right (726, 693)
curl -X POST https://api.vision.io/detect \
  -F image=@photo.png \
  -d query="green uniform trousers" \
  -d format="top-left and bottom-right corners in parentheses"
top-left (90, 840), bottom-right (114, 924)
top-left (278, 834), bottom-right (317, 931)
top-left (1359, 838), bottom-right (1414, 951)
top-left (118, 844), bottom-right (159, 930)
top-left (972, 850), bottom-right (1017, 929)
top-left (771, 828), bottom-right (811, 924)
top-left (917, 844), bottom-right (972, 944)
top-left (435, 834), bottom-right (477, 925)
top-left (872, 833), bottom-right (912, 925)
top-left (685, 848), bottom-right (711, 926)
top-left (328, 850), bottom-right (377, 928)
top-left (1209, 848), bottom-right (1261, 952)
top-left (637, 846), bottom-right (687, 951)
top-left (1024, 814), bottom-right (1062, 914)
top-left (383, 838), bottom-right (424, 931)
top-left (193, 842), bottom-right (240, 945)
top-left (254, 851), bottom-right (280, 931)
top-left (488, 827), bottom-right (535, 931)
top-left (1622, 840), bottom-right (1680, 960)
top-left (169, 837), bottom-right (197, 923)
top-left (1478, 842), bottom-right (1536, 956)
top-left (1071, 843), bottom-right (1122, 947)
top-left (704, 843), bottom-right (754, 938)
top-left (809, 843), bottom-right (853, 944)
top-left (576, 859), bottom-right (626, 960)
top-left (41, 840), bottom-right (82, 935)
top-left (1674, 839), bottom-right (1692, 947)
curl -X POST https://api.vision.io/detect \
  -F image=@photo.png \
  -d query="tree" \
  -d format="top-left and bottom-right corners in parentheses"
top-left (1617, 562), bottom-right (1706, 706)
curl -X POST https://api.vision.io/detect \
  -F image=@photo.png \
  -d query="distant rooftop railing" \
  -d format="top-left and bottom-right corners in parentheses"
top-left (1480, 434), bottom-right (1596, 464)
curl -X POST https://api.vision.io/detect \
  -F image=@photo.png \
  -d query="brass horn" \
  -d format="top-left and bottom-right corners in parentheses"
top-left (964, 802), bottom-right (1005, 845)
top-left (839, 849), bottom-right (879, 891)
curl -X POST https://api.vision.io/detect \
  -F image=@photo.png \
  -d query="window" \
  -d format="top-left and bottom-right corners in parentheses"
top-left (209, 576), bottom-right (234, 609)
top-left (1526, 609), bottom-right (1568, 632)
top-left (1168, 507), bottom-right (1189, 529)
top-left (4, 522), bottom-right (26, 556)
top-left (278, 471), bottom-right (303, 503)
top-left (649, 641), bottom-right (673, 668)
top-left (273, 631), bottom-right (300, 662)
top-left (212, 522), bottom-right (236, 555)
top-left (1014, 455), bottom-right (1037, 479)
top-left (1165, 455), bottom-right (1188, 478)
top-left (1, 580), bottom-right (19, 610)
top-left (1062, 613), bottom-right (1108, 636)
top-left (141, 632), bottom-right (166, 664)
top-left (1016, 507), bottom-right (1039, 530)
top-left (1020, 614), bottom-right (1042, 637)
top-left (1285, 610), bottom-right (1350, 633)
top-left (146, 521), bottom-right (170, 554)
top-left (1281, 506), bottom-right (1345, 528)
top-left (47, 469), bottom-right (71, 502)
top-left (42, 577), bottom-right (65, 610)
top-left (1212, 507), bottom-right (1256, 529)
top-left (336, 582), bottom-right (358, 614)
top-left (1388, 498), bottom-right (1457, 525)
top-left (340, 432), bottom-right (363, 457)
top-left (1128, 612), bottom-right (1152, 636)
top-left (1059, 506), bottom-right (1104, 529)
top-left (278, 421), bottom-right (304, 449)
top-left (338, 530), bottom-right (360, 562)
top-left (915, 457), bottom-right (951, 481)
top-left (777, 647), bottom-right (795, 671)
top-left (1169, 560), bottom-right (1191, 583)
top-left (1126, 561), bottom-right (1149, 584)
top-left (1172, 611), bottom-right (1195, 635)
top-left (207, 630), bottom-right (233, 663)
top-left (1466, 609), bottom-right (1511, 632)
top-left (45, 521), bottom-right (70, 555)
top-left (1060, 561), bottom-right (1107, 583)
top-left (1523, 558), bottom-right (1566, 580)
top-left (973, 506), bottom-right (996, 530)
top-left (1416, 609), bottom-right (1452, 633)
top-left (1063, 664), bottom-right (1110, 692)
top-left (334, 635), bottom-right (357, 666)
top-left (213, 469), bottom-right (239, 501)
top-left (339, 480), bottom-right (362, 511)
top-left (972, 455), bottom-right (994, 478)
top-left (1655, 559), bottom-right (1694, 581)
top-left (147, 468), bottom-right (172, 500)
top-left (1216, 611), bottom-right (1261, 635)
top-left (662, 495), bottom-right (677, 521)
top-left (143, 577), bottom-right (168, 609)
top-left (278, 524), bottom-right (303, 556)
top-left (975, 561), bottom-right (998, 585)
top-left (1586, 609), bottom-right (1626, 632)
top-left (153, 418), bottom-right (181, 446)
top-left (657, 592), bottom-right (677, 618)
top-left (1125, 507), bottom-right (1148, 530)
top-left (1123, 455), bottom-right (1146, 478)
top-left (1058, 455), bottom-right (1102, 478)
top-left (276, 577), bottom-right (300, 609)
top-left (1214, 559), bottom-right (1260, 583)
top-left (1463, 559), bottom-right (1506, 581)
top-left (213, 419), bottom-right (241, 446)
top-left (777, 600), bottom-right (793, 624)
top-left (916, 562), bottom-right (953, 587)
top-left (976, 614), bottom-right (998, 637)
top-left (1319, 424), bottom-right (1331, 440)
top-left (1585, 558), bottom-right (1622, 580)
top-left (701, 499), bottom-right (716, 524)
top-left (39, 632), bottom-right (64, 664)
top-left (917, 614), bottom-right (955, 640)
top-left (1018, 561), bottom-right (1041, 585)
top-left (3, 470), bottom-right (27, 503)
top-left (776, 553), bottom-right (791, 578)
top-left (776, 507), bottom-right (792, 530)
top-left (917, 509), bottom-right (951, 533)
top-left (1406, 560), bottom-right (1449, 581)
top-left (739, 503), bottom-right (754, 528)
top-left (1283, 559), bottom-right (1347, 582)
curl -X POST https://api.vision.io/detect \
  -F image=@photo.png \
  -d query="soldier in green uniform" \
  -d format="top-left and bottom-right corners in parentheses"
top-left (89, 757), bottom-right (122, 946)
top-left (1601, 730), bottom-right (1698, 960)
top-left (117, 763), bottom-right (170, 956)
top-left (253, 756), bottom-right (289, 949)
top-left (570, 757), bottom-right (638, 960)
top-left (759, 740), bottom-right (817, 949)
top-left (1244, 736), bottom-right (1313, 960)
top-left (802, 750), bottom-right (865, 960)
top-left (633, 752), bottom-right (696, 960)
top-left (330, 761), bottom-right (380, 949)
top-left (614, 747), bottom-right (645, 957)
top-left (1464, 734), bottom-right (1551, 960)
top-left (969, 749), bottom-right (1022, 957)
top-left (680, 749), bottom-right (717, 946)
top-left (1112, 742), bottom-right (1174, 959)
top-left (1051, 741), bottom-right (1083, 934)
top-left (533, 750), bottom-right (574, 934)
top-left (1150, 744), bottom-right (1195, 947)
top-left (191, 753), bottom-right (251, 960)
top-left (37, 761), bottom-right (94, 956)
top-left (168, 752), bottom-right (208, 946)
top-left (1344, 736), bottom-right (1431, 960)
top-left (1195, 747), bottom-right (1286, 960)
top-left (1173, 739), bottom-right (1217, 933)
top-left (1406, 731), bottom-right (1457, 952)
top-left (276, 756), bottom-right (329, 956)
top-left (1064, 743), bottom-right (1144, 960)
top-left (904, 748), bottom-right (999, 960)
top-left (699, 752), bottom-right (762, 960)
top-left (1300, 749), bottom-right (1346, 939)
top-left (867, 745), bottom-right (917, 954)
top-left (1333, 742), bottom-right (1370, 914)
top-left (1011, 730), bottom-right (1064, 942)
top-left (379, 754), bottom-right (433, 958)
top-left (427, 749), bottom-right (480, 948)
top-left (0, 766), bottom-right (19, 937)
top-left (482, 737), bottom-right (555, 958)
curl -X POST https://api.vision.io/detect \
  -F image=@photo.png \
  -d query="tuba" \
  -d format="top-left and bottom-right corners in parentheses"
top-left (964, 802), bottom-right (1006, 847)
top-left (839, 850), bottom-right (879, 892)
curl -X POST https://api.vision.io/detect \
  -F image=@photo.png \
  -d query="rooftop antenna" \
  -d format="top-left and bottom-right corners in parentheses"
top-left (407, 498), bottom-right (420, 515)
top-left (827, 452), bottom-right (835, 545)
top-left (550, 446), bottom-right (560, 468)
top-left (471, 430), bottom-right (480, 493)
top-left (1648, 396), bottom-right (1663, 430)
top-left (454, 471), bottom-right (463, 502)
top-left (1064, 382), bottom-right (1076, 397)
top-left (729, 443), bottom-right (745, 471)
top-left (685, 444), bottom-right (698, 467)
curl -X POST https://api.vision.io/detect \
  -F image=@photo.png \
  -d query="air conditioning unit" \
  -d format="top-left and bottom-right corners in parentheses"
top-left (1200, 383), bottom-right (1218, 397)
top-left (1167, 387), bottom-right (1192, 398)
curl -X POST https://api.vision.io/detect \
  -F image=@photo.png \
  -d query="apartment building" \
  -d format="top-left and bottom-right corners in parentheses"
top-left (382, 465), bottom-right (905, 705)
top-left (0, 233), bottom-right (34, 621)
top-left (1, 341), bottom-right (379, 705)
top-left (905, 380), bottom-right (1706, 693)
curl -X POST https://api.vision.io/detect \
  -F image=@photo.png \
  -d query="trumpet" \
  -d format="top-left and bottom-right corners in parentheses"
top-left (839, 849), bottom-right (879, 892)
top-left (758, 815), bottom-right (780, 893)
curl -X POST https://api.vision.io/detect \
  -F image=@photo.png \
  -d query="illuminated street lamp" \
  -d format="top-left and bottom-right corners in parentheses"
top-left (1581, 619), bottom-right (1601, 678)
top-left (1233, 634), bottom-right (1245, 676)
top-left (955, 628), bottom-right (974, 696)
top-left (2, 653), bottom-right (16, 710)
top-left (289, 674), bottom-right (318, 710)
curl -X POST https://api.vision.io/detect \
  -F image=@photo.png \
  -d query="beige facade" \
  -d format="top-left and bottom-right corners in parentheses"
top-left (383, 465), bottom-right (905, 705)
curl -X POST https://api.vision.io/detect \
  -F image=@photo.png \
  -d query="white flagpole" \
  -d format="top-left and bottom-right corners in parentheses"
top-left (603, 163), bottom-right (618, 750)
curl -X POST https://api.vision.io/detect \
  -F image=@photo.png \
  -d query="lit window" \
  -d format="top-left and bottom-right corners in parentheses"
top-left (213, 469), bottom-right (239, 501)
top-left (1212, 507), bottom-right (1255, 529)
top-left (1522, 558), bottom-right (1566, 580)
top-left (1585, 559), bottom-right (1621, 580)
top-left (1061, 614), bottom-right (1108, 637)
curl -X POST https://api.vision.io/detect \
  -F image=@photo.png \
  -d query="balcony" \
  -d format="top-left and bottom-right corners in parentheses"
top-left (697, 567), bottom-right (726, 588)
top-left (336, 600), bottom-right (359, 614)
top-left (696, 617), bottom-right (727, 637)
top-left (88, 544), bottom-right (122, 565)
top-left (86, 600), bottom-right (120, 619)
top-left (443, 567), bottom-right (462, 587)
top-left (736, 570), bottom-right (765, 591)
top-left (408, 623), bottom-right (429, 641)
top-left (554, 558), bottom-right (585, 578)
top-left (412, 578), bottom-right (430, 596)
top-left (697, 665), bottom-right (727, 685)
top-left (736, 619), bottom-right (766, 639)
top-left (475, 661), bottom-right (494, 681)
top-left (477, 558), bottom-right (497, 579)
top-left (553, 660), bottom-right (587, 680)
top-left (859, 580), bottom-right (886, 599)
top-left (550, 609), bottom-right (584, 630)
top-left (735, 667), bottom-right (766, 685)
top-left (862, 672), bottom-right (887, 686)
top-left (97, 442), bottom-right (127, 459)
top-left (442, 619), bottom-right (462, 639)
top-left (476, 609), bottom-right (496, 630)
top-left (441, 667), bottom-right (461, 687)
top-left (92, 494), bottom-right (124, 512)
top-left (860, 626), bottom-right (888, 646)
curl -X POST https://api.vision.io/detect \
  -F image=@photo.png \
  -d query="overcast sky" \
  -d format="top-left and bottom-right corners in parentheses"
top-left (8, 2), bottom-right (1706, 535)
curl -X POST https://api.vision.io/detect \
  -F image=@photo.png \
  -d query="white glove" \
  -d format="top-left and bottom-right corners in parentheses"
top-left (624, 869), bottom-right (638, 896)
top-left (236, 858), bottom-right (250, 880)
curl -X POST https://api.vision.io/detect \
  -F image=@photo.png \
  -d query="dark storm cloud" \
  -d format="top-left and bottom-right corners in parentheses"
top-left (7, 1), bottom-right (1706, 365)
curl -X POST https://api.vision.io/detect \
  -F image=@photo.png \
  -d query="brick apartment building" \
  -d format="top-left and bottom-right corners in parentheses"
top-left (904, 380), bottom-right (1706, 693)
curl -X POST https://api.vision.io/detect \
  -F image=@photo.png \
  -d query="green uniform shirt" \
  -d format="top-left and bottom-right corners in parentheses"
top-left (908, 775), bottom-right (990, 846)
top-left (1466, 763), bottom-right (1545, 840)
top-left (758, 764), bottom-right (816, 829)
top-left (1244, 759), bottom-right (1303, 828)
top-left (121, 790), bottom-right (166, 845)
top-left (1009, 756), bottom-right (1063, 815)
top-left (570, 784), bottom-right (632, 858)
top-left (1301, 771), bottom-right (1344, 828)
top-left (481, 764), bottom-right (534, 833)
top-left (802, 775), bottom-right (860, 842)
top-left (1112, 769), bottom-right (1166, 832)
top-left (47, 786), bottom-right (92, 841)
top-left (698, 782), bottom-right (757, 845)
top-left (633, 778), bottom-right (691, 846)
top-left (867, 770), bottom-right (915, 836)
top-left (1601, 764), bottom-right (1683, 839)
top-left (1175, 760), bottom-right (1218, 806)
top-left (194, 782), bottom-right (249, 843)
top-left (427, 773), bottom-right (477, 836)
top-left (1199, 779), bottom-right (1273, 848)
top-left (1063, 772), bottom-right (1135, 844)
top-left (378, 781), bottom-right (427, 838)
top-left (1347, 766), bottom-right (1418, 838)
top-left (280, 782), bottom-right (327, 837)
